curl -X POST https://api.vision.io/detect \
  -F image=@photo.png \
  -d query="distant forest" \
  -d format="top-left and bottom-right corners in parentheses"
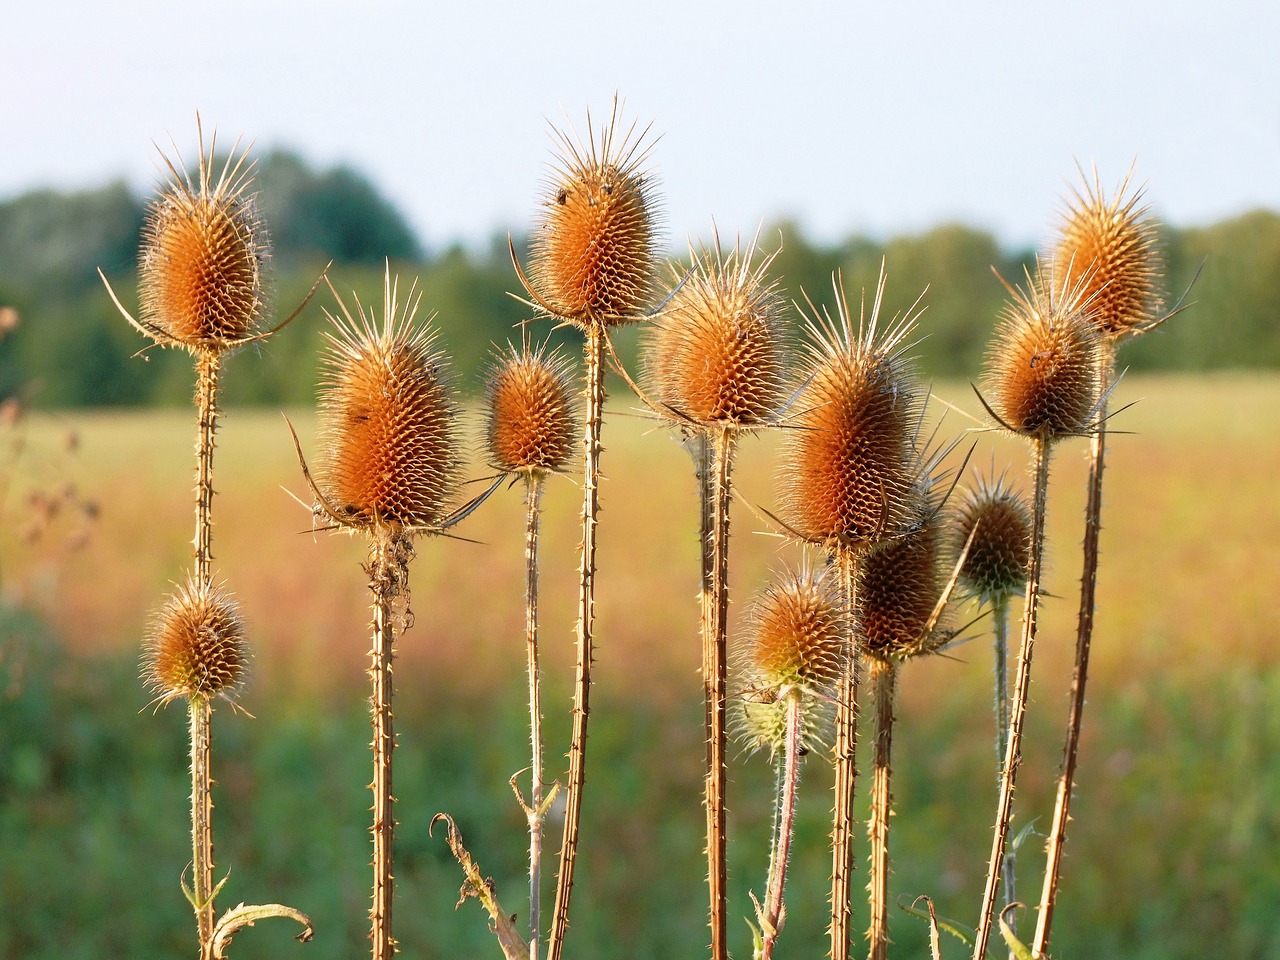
top-left (0, 149), bottom-right (1276, 408)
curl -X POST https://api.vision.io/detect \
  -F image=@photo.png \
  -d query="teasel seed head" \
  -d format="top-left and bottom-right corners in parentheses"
top-left (137, 122), bottom-right (269, 351)
top-left (981, 268), bottom-right (1103, 441)
top-left (1052, 166), bottom-right (1163, 339)
top-left (526, 98), bottom-right (661, 329)
top-left (950, 470), bottom-right (1031, 607)
top-left (779, 268), bottom-right (923, 552)
top-left (485, 339), bottom-right (579, 475)
top-left (644, 231), bottom-right (787, 428)
top-left (143, 577), bottom-right (248, 706)
top-left (315, 269), bottom-right (461, 531)
top-left (731, 566), bottom-right (849, 758)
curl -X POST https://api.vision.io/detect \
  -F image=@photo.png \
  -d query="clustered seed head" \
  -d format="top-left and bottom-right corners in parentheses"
top-left (731, 567), bottom-right (848, 758)
top-left (485, 342), bottom-right (579, 474)
top-left (951, 472), bottom-right (1031, 606)
top-left (645, 239), bottom-right (786, 427)
top-left (859, 499), bottom-right (946, 661)
top-left (143, 578), bottom-right (248, 705)
top-left (529, 106), bottom-right (659, 328)
top-left (138, 142), bottom-right (269, 350)
top-left (982, 273), bottom-right (1102, 440)
top-left (1052, 170), bottom-right (1162, 339)
top-left (316, 276), bottom-right (460, 530)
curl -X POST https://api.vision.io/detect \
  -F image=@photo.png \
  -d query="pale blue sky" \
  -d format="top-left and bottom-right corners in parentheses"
top-left (4, 0), bottom-right (1277, 252)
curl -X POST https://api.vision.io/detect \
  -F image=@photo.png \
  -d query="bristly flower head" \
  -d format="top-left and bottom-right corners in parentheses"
top-left (485, 339), bottom-right (579, 475)
top-left (314, 268), bottom-right (461, 531)
top-left (950, 469), bottom-right (1031, 607)
top-left (523, 97), bottom-right (661, 329)
top-left (1052, 165), bottom-right (1163, 339)
top-left (644, 230), bottom-right (787, 428)
top-left (143, 577), bottom-right (249, 706)
top-left (778, 266), bottom-right (923, 553)
top-left (731, 566), bottom-right (848, 758)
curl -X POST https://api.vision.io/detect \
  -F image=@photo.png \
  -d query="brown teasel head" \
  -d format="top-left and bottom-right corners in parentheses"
top-left (484, 339), bottom-right (579, 475)
top-left (143, 577), bottom-right (249, 706)
top-left (950, 469), bottom-right (1031, 607)
top-left (1052, 166), bottom-right (1163, 339)
top-left (644, 231), bottom-right (787, 428)
top-left (731, 566), bottom-right (849, 758)
top-left (778, 268), bottom-right (923, 552)
top-left (981, 268), bottom-right (1103, 441)
top-left (137, 123), bottom-right (270, 351)
top-left (315, 270), bottom-right (461, 531)
top-left (527, 98), bottom-right (661, 329)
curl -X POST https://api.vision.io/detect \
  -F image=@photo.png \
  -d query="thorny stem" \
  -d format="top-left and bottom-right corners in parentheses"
top-left (867, 658), bottom-right (896, 960)
top-left (1033, 347), bottom-right (1116, 956)
top-left (991, 594), bottom-right (1016, 939)
top-left (547, 323), bottom-right (605, 960)
top-left (194, 349), bottom-right (220, 584)
top-left (830, 548), bottom-right (859, 960)
top-left (759, 692), bottom-right (803, 960)
top-left (973, 437), bottom-right (1052, 960)
top-left (190, 696), bottom-right (215, 960)
top-left (525, 474), bottom-right (546, 960)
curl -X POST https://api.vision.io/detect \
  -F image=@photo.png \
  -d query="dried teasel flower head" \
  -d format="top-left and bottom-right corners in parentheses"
top-left (485, 339), bottom-right (579, 475)
top-left (778, 266), bottom-right (923, 553)
top-left (314, 268), bottom-right (461, 531)
top-left (980, 267), bottom-right (1103, 441)
top-left (524, 97), bottom-right (661, 329)
top-left (143, 577), bottom-right (249, 706)
top-left (134, 119), bottom-right (270, 351)
top-left (1052, 165), bottom-right (1163, 339)
top-left (950, 469), bottom-right (1031, 607)
top-left (731, 566), bottom-right (849, 758)
top-left (644, 229), bottom-right (787, 428)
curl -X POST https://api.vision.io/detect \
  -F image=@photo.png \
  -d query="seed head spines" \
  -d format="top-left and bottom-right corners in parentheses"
top-left (143, 577), bottom-right (249, 707)
top-left (951, 470), bottom-right (1032, 606)
top-left (485, 340), bottom-right (579, 475)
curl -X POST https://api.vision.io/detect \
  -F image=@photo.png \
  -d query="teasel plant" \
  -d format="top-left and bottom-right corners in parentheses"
top-left (774, 266), bottom-right (925, 960)
top-left (509, 96), bottom-right (661, 960)
top-left (970, 264), bottom-right (1104, 960)
top-left (731, 566), bottom-right (848, 960)
top-left (101, 119), bottom-right (316, 958)
top-left (641, 228), bottom-right (788, 960)
top-left (288, 267), bottom-right (491, 960)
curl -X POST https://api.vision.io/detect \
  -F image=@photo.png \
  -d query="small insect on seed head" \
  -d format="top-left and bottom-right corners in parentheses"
top-left (950, 470), bottom-right (1031, 607)
top-left (485, 339), bottom-right (579, 475)
top-left (143, 577), bottom-right (249, 707)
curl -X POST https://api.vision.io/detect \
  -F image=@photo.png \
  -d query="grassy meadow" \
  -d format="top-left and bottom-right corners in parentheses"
top-left (2, 373), bottom-right (1279, 959)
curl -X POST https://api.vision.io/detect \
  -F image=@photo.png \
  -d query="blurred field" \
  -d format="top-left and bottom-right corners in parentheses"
top-left (2, 373), bottom-right (1279, 959)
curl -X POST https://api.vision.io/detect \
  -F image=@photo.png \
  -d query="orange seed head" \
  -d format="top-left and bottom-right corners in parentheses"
top-left (485, 340), bottom-right (579, 474)
top-left (143, 578), bottom-right (248, 706)
top-left (951, 471), bottom-right (1031, 606)
top-left (858, 494), bottom-right (947, 660)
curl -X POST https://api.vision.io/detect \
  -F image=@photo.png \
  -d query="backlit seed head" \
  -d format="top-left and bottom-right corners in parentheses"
top-left (528, 99), bottom-right (660, 328)
top-left (143, 578), bottom-right (248, 706)
top-left (1053, 167), bottom-right (1162, 339)
top-left (950, 470), bottom-right (1031, 606)
top-left (138, 123), bottom-right (269, 350)
top-left (731, 566), bottom-right (848, 758)
top-left (316, 269), bottom-right (460, 530)
top-left (982, 269), bottom-right (1102, 440)
top-left (644, 232), bottom-right (787, 427)
top-left (485, 340), bottom-right (579, 474)
top-left (779, 269), bottom-right (922, 551)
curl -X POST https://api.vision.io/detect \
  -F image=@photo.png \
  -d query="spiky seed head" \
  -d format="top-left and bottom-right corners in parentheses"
top-left (316, 272), bottom-right (460, 530)
top-left (485, 341), bottom-right (579, 474)
top-left (779, 271), bottom-right (922, 551)
top-left (982, 270), bottom-right (1103, 440)
top-left (528, 100), bottom-right (660, 328)
top-left (950, 471), bottom-right (1031, 606)
top-left (731, 567), bottom-right (848, 758)
top-left (138, 129), bottom-right (269, 350)
top-left (1052, 168), bottom-right (1162, 338)
top-left (143, 578), bottom-right (248, 706)
top-left (644, 235), bottom-right (787, 427)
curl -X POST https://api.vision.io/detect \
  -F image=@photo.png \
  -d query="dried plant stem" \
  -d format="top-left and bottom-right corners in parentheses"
top-left (1033, 348), bottom-right (1116, 956)
top-left (991, 594), bottom-right (1016, 930)
top-left (194, 349), bottom-right (220, 584)
top-left (524, 474), bottom-right (546, 960)
top-left (759, 692), bottom-right (803, 960)
top-left (189, 696), bottom-right (215, 960)
top-left (973, 437), bottom-right (1052, 960)
top-left (547, 324), bottom-right (605, 960)
top-left (830, 548), bottom-right (859, 960)
top-left (866, 657), bottom-right (896, 960)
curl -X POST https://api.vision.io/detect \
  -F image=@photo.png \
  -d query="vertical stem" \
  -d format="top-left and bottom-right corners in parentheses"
top-left (189, 696), bottom-right (215, 960)
top-left (991, 594), bottom-right (1016, 943)
top-left (547, 324), bottom-right (605, 960)
top-left (830, 547), bottom-right (859, 960)
top-left (1033, 351), bottom-right (1114, 956)
top-left (866, 657), bottom-right (896, 960)
top-left (759, 693), bottom-right (803, 960)
top-left (194, 349), bottom-right (220, 585)
top-left (973, 438), bottom-right (1052, 960)
top-left (525, 474), bottom-right (546, 960)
